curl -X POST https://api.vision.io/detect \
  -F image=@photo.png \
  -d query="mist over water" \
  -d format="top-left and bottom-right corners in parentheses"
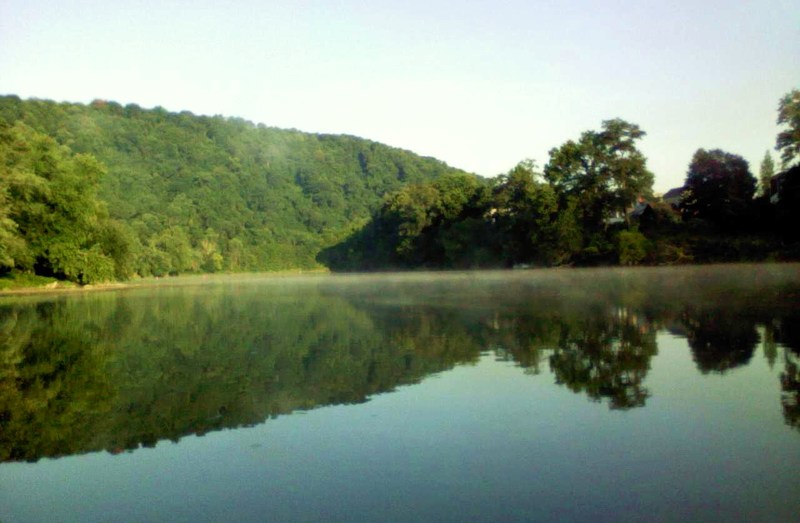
top-left (1, 264), bottom-right (799, 521)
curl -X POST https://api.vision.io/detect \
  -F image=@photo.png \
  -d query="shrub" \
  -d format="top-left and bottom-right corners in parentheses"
top-left (618, 230), bottom-right (649, 265)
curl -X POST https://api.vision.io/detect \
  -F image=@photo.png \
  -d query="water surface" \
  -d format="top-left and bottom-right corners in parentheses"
top-left (1, 265), bottom-right (799, 521)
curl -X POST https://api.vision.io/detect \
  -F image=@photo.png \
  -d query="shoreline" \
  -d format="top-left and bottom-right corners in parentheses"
top-left (2, 261), bottom-right (799, 298)
top-left (0, 281), bottom-right (135, 297)
top-left (0, 269), bottom-right (332, 297)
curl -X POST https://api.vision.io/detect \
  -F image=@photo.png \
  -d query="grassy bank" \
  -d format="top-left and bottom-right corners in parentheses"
top-left (0, 273), bottom-right (78, 291)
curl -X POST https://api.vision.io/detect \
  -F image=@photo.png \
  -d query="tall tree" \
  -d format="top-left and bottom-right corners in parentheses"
top-left (0, 182), bottom-right (26, 271)
top-left (380, 182), bottom-right (444, 263)
top-left (776, 89), bottom-right (800, 169)
top-left (758, 150), bottom-right (775, 198)
top-left (0, 122), bottom-right (131, 282)
top-left (681, 149), bottom-right (756, 230)
top-left (491, 161), bottom-right (563, 265)
top-left (544, 119), bottom-right (654, 234)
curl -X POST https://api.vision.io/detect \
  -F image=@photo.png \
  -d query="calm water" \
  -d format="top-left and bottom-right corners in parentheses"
top-left (1, 265), bottom-right (799, 522)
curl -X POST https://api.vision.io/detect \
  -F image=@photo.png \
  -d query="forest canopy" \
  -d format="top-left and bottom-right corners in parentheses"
top-left (2, 89), bottom-right (799, 283)
top-left (0, 95), bottom-right (468, 280)
top-left (0, 121), bottom-right (133, 283)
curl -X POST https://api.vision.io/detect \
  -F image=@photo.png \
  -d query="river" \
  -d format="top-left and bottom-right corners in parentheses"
top-left (1, 265), bottom-right (799, 521)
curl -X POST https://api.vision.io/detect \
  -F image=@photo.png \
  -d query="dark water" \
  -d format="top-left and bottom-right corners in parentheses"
top-left (1, 265), bottom-right (799, 522)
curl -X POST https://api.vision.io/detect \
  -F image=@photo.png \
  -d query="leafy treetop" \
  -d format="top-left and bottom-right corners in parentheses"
top-left (777, 89), bottom-right (800, 169)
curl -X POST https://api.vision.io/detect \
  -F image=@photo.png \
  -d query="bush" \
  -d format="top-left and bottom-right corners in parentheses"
top-left (617, 230), bottom-right (649, 265)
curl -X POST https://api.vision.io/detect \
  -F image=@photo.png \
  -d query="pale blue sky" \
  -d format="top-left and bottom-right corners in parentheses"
top-left (1, 0), bottom-right (797, 191)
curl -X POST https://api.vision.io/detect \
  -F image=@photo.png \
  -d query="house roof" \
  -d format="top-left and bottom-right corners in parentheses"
top-left (662, 186), bottom-right (685, 199)
top-left (630, 202), bottom-right (652, 218)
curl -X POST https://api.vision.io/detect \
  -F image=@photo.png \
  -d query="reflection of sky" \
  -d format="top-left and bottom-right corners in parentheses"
top-left (1, 1), bottom-right (797, 191)
top-left (2, 335), bottom-right (797, 523)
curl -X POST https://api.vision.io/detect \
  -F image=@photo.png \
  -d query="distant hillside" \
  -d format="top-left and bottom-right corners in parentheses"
top-left (0, 95), bottom-right (472, 274)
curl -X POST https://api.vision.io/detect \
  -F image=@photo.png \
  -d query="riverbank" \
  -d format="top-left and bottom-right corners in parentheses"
top-left (0, 269), bottom-right (332, 297)
top-left (4, 261), bottom-right (799, 297)
top-left (0, 275), bottom-right (132, 296)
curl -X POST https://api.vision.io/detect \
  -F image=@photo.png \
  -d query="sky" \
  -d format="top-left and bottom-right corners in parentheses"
top-left (1, 0), bottom-right (798, 192)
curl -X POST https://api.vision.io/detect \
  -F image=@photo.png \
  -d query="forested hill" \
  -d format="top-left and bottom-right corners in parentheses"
top-left (0, 95), bottom-right (471, 279)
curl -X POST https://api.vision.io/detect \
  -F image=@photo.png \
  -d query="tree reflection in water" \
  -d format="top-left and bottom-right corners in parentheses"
top-left (682, 309), bottom-right (759, 373)
top-left (1, 267), bottom-right (799, 462)
top-left (547, 309), bottom-right (657, 409)
top-left (782, 354), bottom-right (800, 429)
top-left (771, 318), bottom-right (800, 429)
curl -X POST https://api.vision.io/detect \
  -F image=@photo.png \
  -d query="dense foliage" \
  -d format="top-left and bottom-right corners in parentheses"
top-left (544, 119), bottom-right (654, 233)
top-left (326, 90), bottom-right (800, 270)
top-left (2, 88), bottom-right (800, 283)
top-left (0, 95), bottom-right (467, 279)
top-left (324, 120), bottom-right (656, 269)
top-left (0, 122), bottom-right (134, 283)
top-left (681, 149), bottom-right (757, 231)
top-left (759, 151), bottom-right (775, 198)
top-left (777, 89), bottom-right (800, 169)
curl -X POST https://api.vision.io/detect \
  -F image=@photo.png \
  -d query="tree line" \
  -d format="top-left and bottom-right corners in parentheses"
top-left (0, 96), bottom-right (466, 282)
top-left (324, 89), bottom-right (800, 270)
top-left (1, 90), bottom-right (799, 283)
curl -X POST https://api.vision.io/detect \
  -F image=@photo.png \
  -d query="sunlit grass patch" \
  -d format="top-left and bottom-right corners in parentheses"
top-left (0, 272), bottom-right (76, 291)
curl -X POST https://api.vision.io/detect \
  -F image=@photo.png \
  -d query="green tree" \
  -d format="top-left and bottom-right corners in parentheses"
top-left (381, 183), bottom-right (443, 263)
top-left (225, 237), bottom-right (246, 271)
top-left (152, 226), bottom-right (197, 275)
top-left (548, 197), bottom-right (583, 264)
top-left (433, 172), bottom-right (484, 222)
top-left (681, 149), bottom-right (756, 230)
top-left (776, 89), bottom-right (800, 169)
top-left (0, 183), bottom-right (26, 271)
top-left (544, 119), bottom-right (654, 236)
top-left (199, 228), bottom-right (224, 272)
top-left (758, 151), bottom-right (775, 198)
top-left (0, 122), bottom-right (129, 283)
top-left (94, 219), bottom-right (139, 280)
top-left (491, 161), bottom-right (561, 265)
top-left (617, 230), bottom-right (649, 265)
